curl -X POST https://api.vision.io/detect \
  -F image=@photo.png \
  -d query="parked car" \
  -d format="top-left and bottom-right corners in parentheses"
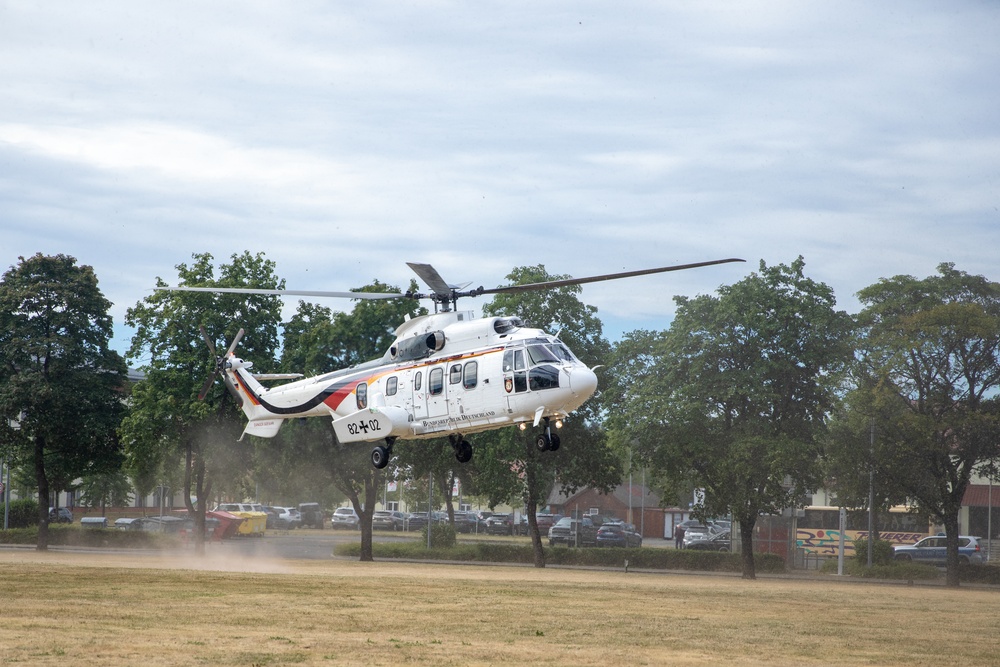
top-left (406, 512), bottom-right (429, 531)
top-left (485, 513), bottom-right (515, 535)
top-left (48, 507), bottom-right (73, 523)
top-left (517, 513), bottom-right (563, 536)
top-left (596, 522), bottom-right (643, 548)
top-left (548, 516), bottom-right (598, 547)
top-left (298, 502), bottom-right (326, 529)
top-left (893, 535), bottom-right (985, 566)
top-left (475, 511), bottom-right (494, 531)
top-left (686, 530), bottom-right (732, 552)
top-left (330, 507), bottom-right (360, 530)
top-left (682, 523), bottom-right (724, 547)
top-left (373, 510), bottom-right (406, 531)
top-left (272, 507), bottom-right (300, 529)
top-left (452, 511), bottom-right (479, 533)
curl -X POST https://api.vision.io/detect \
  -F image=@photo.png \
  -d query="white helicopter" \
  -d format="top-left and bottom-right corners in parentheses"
top-left (167, 259), bottom-right (743, 469)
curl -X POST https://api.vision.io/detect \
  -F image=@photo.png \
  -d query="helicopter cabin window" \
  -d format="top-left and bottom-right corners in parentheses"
top-left (429, 367), bottom-right (444, 396)
top-left (463, 361), bottom-right (478, 389)
top-left (386, 376), bottom-right (398, 397)
top-left (449, 364), bottom-right (463, 385)
top-left (414, 371), bottom-right (422, 392)
top-left (356, 382), bottom-right (368, 409)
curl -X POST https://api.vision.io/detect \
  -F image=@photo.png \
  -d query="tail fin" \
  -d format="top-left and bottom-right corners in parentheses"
top-left (224, 357), bottom-right (285, 439)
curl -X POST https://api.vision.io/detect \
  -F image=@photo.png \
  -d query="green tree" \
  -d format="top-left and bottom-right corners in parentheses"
top-left (78, 461), bottom-right (134, 515)
top-left (121, 251), bottom-right (283, 554)
top-left (608, 258), bottom-right (854, 579)
top-left (277, 281), bottom-right (424, 561)
top-left (477, 265), bottom-right (622, 568)
top-left (855, 263), bottom-right (1000, 587)
top-left (0, 253), bottom-right (127, 549)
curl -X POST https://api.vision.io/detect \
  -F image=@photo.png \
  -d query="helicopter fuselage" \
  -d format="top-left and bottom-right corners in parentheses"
top-left (222, 311), bottom-right (598, 457)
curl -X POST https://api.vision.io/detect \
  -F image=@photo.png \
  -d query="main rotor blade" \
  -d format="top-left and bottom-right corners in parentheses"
top-left (406, 262), bottom-right (454, 299)
top-left (156, 286), bottom-right (404, 300)
top-left (474, 258), bottom-right (746, 297)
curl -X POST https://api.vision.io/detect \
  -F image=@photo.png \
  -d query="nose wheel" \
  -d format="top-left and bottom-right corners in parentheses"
top-left (535, 418), bottom-right (561, 452)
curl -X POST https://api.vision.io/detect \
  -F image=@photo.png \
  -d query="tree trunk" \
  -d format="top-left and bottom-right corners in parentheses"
top-left (943, 513), bottom-right (961, 588)
top-left (356, 474), bottom-right (378, 562)
top-left (34, 434), bottom-right (49, 551)
top-left (738, 517), bottom-right (757, 580)
top-left (526, 496), bottom-right (545, 568)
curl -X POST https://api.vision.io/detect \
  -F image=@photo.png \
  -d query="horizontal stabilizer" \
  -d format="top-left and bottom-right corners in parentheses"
top-left (242, 419), bottom-right (284, 439)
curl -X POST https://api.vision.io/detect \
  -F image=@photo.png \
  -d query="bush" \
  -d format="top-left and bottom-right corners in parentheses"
top-left (852, 537), bottom-right (895, 566)
top-left (422, 522), bottom-right (457, 549)
top-left (0, 524), bottom-right (182, 548)
top-left (0, 498), bottom-right (40, 528)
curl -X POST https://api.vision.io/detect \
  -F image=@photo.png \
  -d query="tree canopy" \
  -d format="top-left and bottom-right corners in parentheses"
top-left (852, 262), bottom-right (1000, 586)
top-left (607, 257), bottom-right (854, 578)
top-left (0, 253), bottom-right (127, 549)
top-left (121, 251), bottom-right (284, 554)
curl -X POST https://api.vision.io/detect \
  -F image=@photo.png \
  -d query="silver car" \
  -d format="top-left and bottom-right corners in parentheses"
top-left (893, 535), bottom-right (985, 566)
top-left (330, 507), bottom-right (360, 530)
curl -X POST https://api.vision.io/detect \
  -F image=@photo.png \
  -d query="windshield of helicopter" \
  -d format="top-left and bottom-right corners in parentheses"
top-left (524, 338), bottom-right (576, 365)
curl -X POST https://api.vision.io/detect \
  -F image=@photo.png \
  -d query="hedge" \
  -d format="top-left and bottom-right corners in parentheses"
top-left (334, 541), bottom-right (787, 573)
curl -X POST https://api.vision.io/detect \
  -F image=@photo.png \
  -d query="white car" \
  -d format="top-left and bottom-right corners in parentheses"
top-left (330, 507), bottom-right (360, 530)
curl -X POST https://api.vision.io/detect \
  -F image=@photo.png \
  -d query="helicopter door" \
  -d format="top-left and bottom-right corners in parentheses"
top-left (502, 347), bottom-right (529, 413)
top-left (424, 366), bottom-right (448, 418)
top-left (410, 369), bottom-right (427, 420)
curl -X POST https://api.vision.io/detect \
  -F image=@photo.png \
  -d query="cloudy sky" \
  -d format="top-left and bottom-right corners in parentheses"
top-left (3, 2), bottom-right (998, 358)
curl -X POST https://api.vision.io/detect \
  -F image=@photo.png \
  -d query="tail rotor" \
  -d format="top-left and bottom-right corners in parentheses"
top-left (198, 326), bottom-right (245, 400)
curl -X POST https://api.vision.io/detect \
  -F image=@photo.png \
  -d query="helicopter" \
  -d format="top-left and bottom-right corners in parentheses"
top-left (164, 258), bottom-right (743, 469)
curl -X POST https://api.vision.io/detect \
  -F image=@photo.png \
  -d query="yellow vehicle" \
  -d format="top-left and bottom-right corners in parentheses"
top-left (215, 503), bottom-right (268, 536)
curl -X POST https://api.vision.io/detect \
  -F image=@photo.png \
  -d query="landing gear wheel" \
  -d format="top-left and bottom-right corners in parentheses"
top-left (371, 445), bottom-right (390, 469)
top-left (548, 433), bottom-right (561, 451)
top-left (455, 439), bottom-right (473, 464)
top-left (536, 434), bottom-right (550, 452)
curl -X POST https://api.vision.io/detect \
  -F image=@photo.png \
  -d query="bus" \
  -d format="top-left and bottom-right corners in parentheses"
top-left (796, 506), bottom-right (931, 556)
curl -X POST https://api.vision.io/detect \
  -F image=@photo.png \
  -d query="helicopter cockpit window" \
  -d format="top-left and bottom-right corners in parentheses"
top-left (528, 365), bottom-right (560, 390)
top-left (449, 364), bottom-right (463, 385)
top-left (429, 367), bottom-right (444, 396)
top-left (386, 376), bottom-right (398, 397)
top-left (527, 344), bottom-right (560, 366)
top-left (356, 382), bottom-right (368, 409)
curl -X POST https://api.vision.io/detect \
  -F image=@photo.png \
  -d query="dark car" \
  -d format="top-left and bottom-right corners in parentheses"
top-left (596, 522), bottom-right (643, 548)
top-left (485, 513), bottom-right (515, 535)
top-left (406, 512), bottom-right (429, 531)
top-left (298, 502), bottom-right (326, 529)
top-left (685, 530), bottom-right (732, 552)
top-left (548, 516), bottom-right (598, 547)
top-left (452, 511), bottom-right (479, 533)
top-left (893, 535), bottom-right (985, 566)
top-left (48, 507), bottom-right (73, 523)
top-left (517, 513), bottom-right (564, 536)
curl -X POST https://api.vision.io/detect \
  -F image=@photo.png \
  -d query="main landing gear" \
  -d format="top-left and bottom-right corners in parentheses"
top-left (370, 435), bottom-right (474, 469)
top-left (450, 434), bottom-right (473, 464)
top-left (535, 417), bottom-right (561, 453)
top-left (370, 437), bottom-right (396, 470)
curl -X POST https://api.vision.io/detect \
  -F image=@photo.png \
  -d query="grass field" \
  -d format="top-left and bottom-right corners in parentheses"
top-left (0, 549), bottom-right (997, 666)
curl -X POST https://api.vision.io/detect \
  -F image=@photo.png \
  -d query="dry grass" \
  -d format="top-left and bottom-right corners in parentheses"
top-left (0, 549), bottom-right (997, 666)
